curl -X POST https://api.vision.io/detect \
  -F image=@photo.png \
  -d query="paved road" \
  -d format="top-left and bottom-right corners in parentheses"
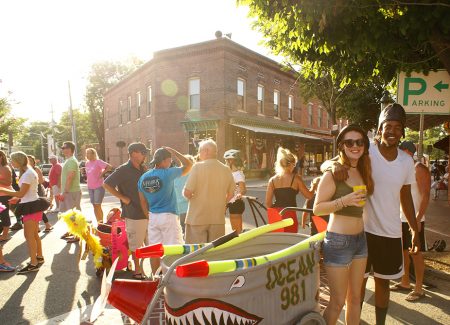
top-left (1, 183), bottom-right (449, 324)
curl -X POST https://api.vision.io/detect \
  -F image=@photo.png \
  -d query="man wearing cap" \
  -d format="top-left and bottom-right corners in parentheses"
top-left (48, 154), bottom-right (62, 212)
top-left (138, 147), bottom-right (192, 274)
top-left (391, 141), bottom-right (430, 302)
top-left (321, 103), bottom-right (419, 324)
top-left (103, 142), bottom-right (149, 279)
top-left (183, 139), bottom-right (235, 244)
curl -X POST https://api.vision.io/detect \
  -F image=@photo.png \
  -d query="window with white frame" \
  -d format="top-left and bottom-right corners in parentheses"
top-left (136, 91), bottom-right (141, 119)
top-left (147, 86), bottom-right (152, 116)
top-left (257, 85), bottom-right (264, 114)
top-left (288, 95), bottom-right (294, 120)
top-left (127, 96), bottom-right (132, 122)
top-left (318, 107), bottom-right (322, 127)
top-left (237, 78), bottom-right (246, 111)
top-left (274, 90), bottom-right (280, 117)
top-left (308, 103), bottom-right (313, 126)
top-left (119, 100), bottom-right (123, 125)
top-left (189, 78), bottom-right (200, 110)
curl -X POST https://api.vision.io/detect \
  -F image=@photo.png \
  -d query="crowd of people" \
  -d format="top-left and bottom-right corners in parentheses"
top-left (0, 103), bottom-right (440, 325)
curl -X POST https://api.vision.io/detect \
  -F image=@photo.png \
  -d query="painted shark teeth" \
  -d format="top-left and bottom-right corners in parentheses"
top-left (165, 306), bottom-right (260, 325)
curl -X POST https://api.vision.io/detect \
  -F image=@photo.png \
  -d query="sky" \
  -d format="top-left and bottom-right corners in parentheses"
top-left (0, 0), bottom-right (276, 123)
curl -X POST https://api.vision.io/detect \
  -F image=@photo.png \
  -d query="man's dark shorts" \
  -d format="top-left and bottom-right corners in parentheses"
top-left (402, 221), bottom-right (426, 252)
top-left (365, 232), bottom-right (403, 280)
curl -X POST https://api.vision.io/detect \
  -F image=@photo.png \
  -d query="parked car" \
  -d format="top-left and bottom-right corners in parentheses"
top-left (41, 164), bottom-right (52, 176)
top-left (79, 160), bottom-right (86, 183)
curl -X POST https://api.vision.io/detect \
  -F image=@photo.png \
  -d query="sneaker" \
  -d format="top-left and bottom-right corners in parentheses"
top-left (36, 256), bottom-right (45, 265)
top-left (0, 263), bottom-right (15, 272)
top-left (17, 263), bottom-right (40, 274)
top-left (10, 223), bottom-right (23, 231)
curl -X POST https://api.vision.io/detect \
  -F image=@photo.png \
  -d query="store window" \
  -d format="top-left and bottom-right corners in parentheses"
top-left (237, 78), bottom-right (246, 111)
top-left (318, 107), bottom-right (322, 127)
top-left (257, 85), bottom-right (264, 114)
top-left (119, 100), bottom-right (123, 125)
top-left (188, 130), bottom-right (216, 155)
top-left (189, 78), bottom-right (200, 110)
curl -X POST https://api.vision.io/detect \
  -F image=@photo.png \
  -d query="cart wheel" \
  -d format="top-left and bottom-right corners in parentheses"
top-left (295, 312), bottom-right (326, 325)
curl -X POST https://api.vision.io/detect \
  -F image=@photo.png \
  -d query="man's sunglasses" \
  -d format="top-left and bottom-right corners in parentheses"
top-left (342, 139), bottom-right (365, 148)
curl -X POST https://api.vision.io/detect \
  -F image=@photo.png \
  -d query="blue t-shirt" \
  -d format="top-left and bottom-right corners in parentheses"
top-left (138, 167), bottom-right (182, 214)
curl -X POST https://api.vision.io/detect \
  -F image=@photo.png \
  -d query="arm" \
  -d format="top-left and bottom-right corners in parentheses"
top-left (320, 157), bottom-right (349, 181)
top-left (100, 162), bottom-right (113, 178)
top-left (265, 178), bottom-right (274, 208)
top-left (103, 182), bottom-right (131, 205)
top-left (0, 183), bottom-right (31, 198)
top-left (183, 187), bottom-right (194, 200)
top-left (237, 181), bottom-right (246, 197)
top-left (400, 184), bottom-right (420, 252)
top-left (0, 167), bottom-right (12, 187)
top-left (138, 192), bottom-right (149, 216)
top-left (296, 175), bottom-right (314, 200)
top-left (35, 167), bottom-right (45, 184)
top-left (415, 165), bottom-right (431, 227)
top-left (165, 147), bottom-right (193, 176)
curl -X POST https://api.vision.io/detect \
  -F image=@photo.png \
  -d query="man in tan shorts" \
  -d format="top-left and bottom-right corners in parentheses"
top-left (183, 139), bottom-right (235, 243)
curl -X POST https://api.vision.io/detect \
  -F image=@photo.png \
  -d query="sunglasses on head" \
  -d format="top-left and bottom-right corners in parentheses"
top-left (342, 139), bottom-right (365, 148)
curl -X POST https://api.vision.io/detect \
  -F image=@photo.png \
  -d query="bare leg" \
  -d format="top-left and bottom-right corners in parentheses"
top-left (93, 204), bottom-right (104, 223)
top-left (345, 258), bottom-right (367, 324)
top-left (0, 226), bottom-right (9, 240)
top-left (150, 257), bottom-right (161, 276)
top-left (132, 252), bottom-right (141, 275)
top-left (411, 252), bottom-right (425, 294)
top-left (23, 219), bottom-right (39, 265)
top-left (324, 265), bottom-right (349, 325)
top-left (229, 214), bottom-right (243, 234)
top-left (399, 249), bottom-right (411, 288)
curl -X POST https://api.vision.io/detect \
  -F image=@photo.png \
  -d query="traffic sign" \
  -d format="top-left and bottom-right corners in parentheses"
top-left (397, 70), bottom-right (450, 114)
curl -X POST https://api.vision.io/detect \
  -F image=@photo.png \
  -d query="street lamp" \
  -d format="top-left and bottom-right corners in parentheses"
top-left (379, 90), bottom-right (394, 110)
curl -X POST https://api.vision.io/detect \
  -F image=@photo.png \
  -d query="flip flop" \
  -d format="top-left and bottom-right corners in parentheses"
top-left (390, 283), bottom-right (412, 292)
top-left (0, 237), bottom-right (10, 243)
top-left (405, 291), bottom-right (426, 302)
top-left (43, 227), bottom-right (54, 233)
top-left (66, 237), bottom-right (80, 243)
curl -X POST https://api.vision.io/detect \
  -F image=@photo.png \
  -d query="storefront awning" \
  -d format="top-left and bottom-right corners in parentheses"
top-left (230, 122), bottom-right (322, 141)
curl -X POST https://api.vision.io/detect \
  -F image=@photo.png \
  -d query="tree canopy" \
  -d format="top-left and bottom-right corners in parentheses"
top-left (239, 0), bottom-right (450, 83)
top-left (0, 96), bottom-right (25, 145)
top-left (85, 58), bottom-right (143, 159)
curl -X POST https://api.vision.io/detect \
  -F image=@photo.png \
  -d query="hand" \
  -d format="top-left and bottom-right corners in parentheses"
top-left (121, 196), bottom-right (131, 205)
top-left (409, 230), bottom-right (420, 254)
top-left (342, 190), bottom-right (366, 207)
top-left (235, 193), bottom-right (242, 200)
top-left (331, 162), bottom-right (349, 181)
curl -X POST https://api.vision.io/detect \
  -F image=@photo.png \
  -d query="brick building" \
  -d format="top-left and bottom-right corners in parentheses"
top-left (104, 36), bottom-right (333, 176)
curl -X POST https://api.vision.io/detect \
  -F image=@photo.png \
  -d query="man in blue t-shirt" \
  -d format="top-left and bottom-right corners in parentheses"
top-left (138, 146), bottom-right (192, 274)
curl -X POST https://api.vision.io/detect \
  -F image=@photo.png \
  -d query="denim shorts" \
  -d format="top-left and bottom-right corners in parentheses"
top-left (323, 231), bottom-right (368, 267)
top-left (88, 187), bottom-right (105, 204)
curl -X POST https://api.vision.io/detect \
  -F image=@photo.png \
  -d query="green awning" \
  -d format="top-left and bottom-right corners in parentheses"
top-left (230, 122), bottom-right (322, 141)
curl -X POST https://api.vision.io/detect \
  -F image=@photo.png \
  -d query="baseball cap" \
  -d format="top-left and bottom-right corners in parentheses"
top-left (48, 154), bottom-right (57, 159)
top-left (149, 148), bottom-right (171, 167)
top-left (399, 141), bottom-right (416, 154)
top-left (127, 142), bottom-right (150, 154)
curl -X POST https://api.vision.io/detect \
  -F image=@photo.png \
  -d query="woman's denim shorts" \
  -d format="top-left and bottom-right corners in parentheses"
top-left (88, 186), bottom-right (105, 205)
top-left (323, 231), bottom-right (368, 267)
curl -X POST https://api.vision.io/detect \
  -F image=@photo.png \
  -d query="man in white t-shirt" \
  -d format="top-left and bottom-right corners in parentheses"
top-left (322, 103), bottom-right (419, 325)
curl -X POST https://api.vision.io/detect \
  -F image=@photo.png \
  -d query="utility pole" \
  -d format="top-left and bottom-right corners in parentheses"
top-left (68, 81), bottom-right (78, 157)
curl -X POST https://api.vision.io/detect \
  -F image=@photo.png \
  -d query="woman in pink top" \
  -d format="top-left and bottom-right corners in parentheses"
top-left (85, 148), bottom-right (112, 222)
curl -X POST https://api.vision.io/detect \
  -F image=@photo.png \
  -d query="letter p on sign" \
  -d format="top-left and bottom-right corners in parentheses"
top-left (403, 78), bottom-right (426, 105)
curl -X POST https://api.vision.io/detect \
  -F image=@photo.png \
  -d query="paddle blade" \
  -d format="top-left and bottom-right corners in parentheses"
top-left (90, 271), bottom-right (107, 322)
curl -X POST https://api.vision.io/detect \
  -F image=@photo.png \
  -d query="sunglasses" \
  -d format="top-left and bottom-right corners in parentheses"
top-left (342, 139), bottom-right (365, 148)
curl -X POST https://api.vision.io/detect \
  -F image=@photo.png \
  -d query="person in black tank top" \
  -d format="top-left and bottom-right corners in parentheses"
top-left (265, 147), bottom-right (314, 233)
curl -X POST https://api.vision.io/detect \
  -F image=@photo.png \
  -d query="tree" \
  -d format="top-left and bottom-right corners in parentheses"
top-left (240, 0), bottom-right (450, 83)
top-left (0, 95), bottom-right (25, 147)
top-left (85, 58), bottom-right (143, 159)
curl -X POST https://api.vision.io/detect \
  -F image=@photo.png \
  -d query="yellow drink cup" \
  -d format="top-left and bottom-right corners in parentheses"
top-left (352, 185), bottom-right (367, 206)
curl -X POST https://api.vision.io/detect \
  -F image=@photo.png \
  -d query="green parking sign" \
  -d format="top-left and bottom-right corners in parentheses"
top-left (398, 70), bottom-right (450, 114)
